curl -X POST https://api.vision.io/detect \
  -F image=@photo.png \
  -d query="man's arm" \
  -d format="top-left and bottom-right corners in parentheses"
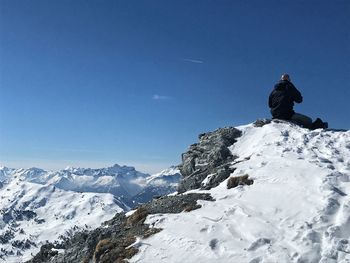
top-left (289, 83), bottom-right (303, 103)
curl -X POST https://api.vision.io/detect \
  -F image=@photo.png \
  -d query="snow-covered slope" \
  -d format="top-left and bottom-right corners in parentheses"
top-left (0, 175), bottom-right (123, 262)
top-left (0, 164), bottom-right (180, 262)
top-left (130, 122), bottom-right (350, 263)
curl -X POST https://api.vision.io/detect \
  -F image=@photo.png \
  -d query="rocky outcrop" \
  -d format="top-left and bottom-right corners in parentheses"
top-left (28, 193), bottom-right (213, 263)
top-left (178, 127), bottom-right (242, 193)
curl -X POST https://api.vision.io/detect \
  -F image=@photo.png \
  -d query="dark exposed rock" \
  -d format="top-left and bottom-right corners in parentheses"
top-left (34, 218), bottom-right (45, 224)
top-left (227, 174), bottom-right (254, 189)
top-left (11, 239), bottom-right (36, 249)
top-left (29, 244), bottom-right (58, 263)
top-left (0, 230), bottom-right (15, 244)
top-left (253, 119), bottom-right (272, 127)
top-left (92, 237), bottom-right (139, 263)
top-left (178, 127), bottom-right (242, 193)
top-left (2, 211), bottom-right (13, 224)
top-left (2, 209), bottom-right (37, 223)
top-left (27, 193), bottom-right (213, 263)
top-left (141, 193), bottom-right (214, 214)
top-left (126, 207), bottom-right (149, 226)
top-left (17, 210), bottom-right (37, 221)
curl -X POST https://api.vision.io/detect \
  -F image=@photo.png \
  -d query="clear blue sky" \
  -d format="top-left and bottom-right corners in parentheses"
top-left (0, 0), bottom-right (349, 173)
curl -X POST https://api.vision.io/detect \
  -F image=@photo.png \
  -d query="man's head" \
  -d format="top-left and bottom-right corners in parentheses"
top-left (281, 74), bottom-right (290, 81)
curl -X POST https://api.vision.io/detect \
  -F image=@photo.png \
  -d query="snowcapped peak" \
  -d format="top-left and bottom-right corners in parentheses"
top-left (63, 165), bottom-right (75, 171)
top-left (14, 167), bottom-right (48, 182)
top-left (22, 167), bottom-right (46, 173)
top-left (153, 166), bottom-right (180, 176)
top-left (0, 166), bottom-right (15, 182)
top-left (0, 166), bottom-right (13, 173)
top-left (145, 166), bottom-right (181, 185)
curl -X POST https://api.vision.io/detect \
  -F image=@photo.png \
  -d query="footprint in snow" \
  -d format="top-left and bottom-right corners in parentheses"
top-left (209, 238), bottom-right (218, 250)
top-left (202, 216), bottom-right (223, 222)
top-left (259, 161), bottom-right (267, 167)
top-left (224, 207), bottom-right (236, 216)
top-left (336, 200), bottom-right (350, 231)
top-left (327, 164), bottom-right (335, 170)
top-left (319, 157), bottom-right (333, 164)
top-left (331, 186), bottom-right (347, 197)
top-left (200, 225), bottom-right (208, 232)
top-left (337, 157), bottom-right (344, 162)
top-left (323, 198), bottom-right (340, 216)
top-left (302, 229), bottom-right (321, 243)
top-left (249, 256), bottom-right (262, 263)
top-left (336, 239), bottom-right (350, 253)
top-left (282, 147), bottom-right (291, 153)
top-left (247, 238), bottom-right (271, 251)
top-left (325, 226), bottom-right (341, 239)
top-left (281, 130), bottom-right (289, 137)
top-left (297, 147), bottom-right (303, 154)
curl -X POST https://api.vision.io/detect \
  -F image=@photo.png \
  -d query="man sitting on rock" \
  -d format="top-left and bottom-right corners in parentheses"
top-left (268, 74), bottom-right (328, 129)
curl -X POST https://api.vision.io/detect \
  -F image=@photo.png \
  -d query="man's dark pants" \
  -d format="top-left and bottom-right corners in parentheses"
top-left (290, 113), bottom-right (313, 129)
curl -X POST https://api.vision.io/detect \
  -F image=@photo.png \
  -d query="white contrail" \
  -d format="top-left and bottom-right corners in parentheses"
top-left (182, 58), bottom-right (204, 64)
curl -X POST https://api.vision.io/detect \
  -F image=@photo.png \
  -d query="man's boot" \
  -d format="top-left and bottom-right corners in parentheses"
top-left (311, 118), bottom-right (328, 130)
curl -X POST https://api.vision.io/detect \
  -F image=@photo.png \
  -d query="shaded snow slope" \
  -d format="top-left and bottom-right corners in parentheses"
top-left (130, 122), bottom-right (350, 263)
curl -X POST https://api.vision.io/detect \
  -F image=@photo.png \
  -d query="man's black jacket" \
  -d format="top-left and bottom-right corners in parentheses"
top-left (268, 80), bottom-right (303, 120)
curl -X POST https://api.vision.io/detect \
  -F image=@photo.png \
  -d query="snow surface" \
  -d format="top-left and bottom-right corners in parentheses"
top-left (130, 122), bottom-right (350, 263)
